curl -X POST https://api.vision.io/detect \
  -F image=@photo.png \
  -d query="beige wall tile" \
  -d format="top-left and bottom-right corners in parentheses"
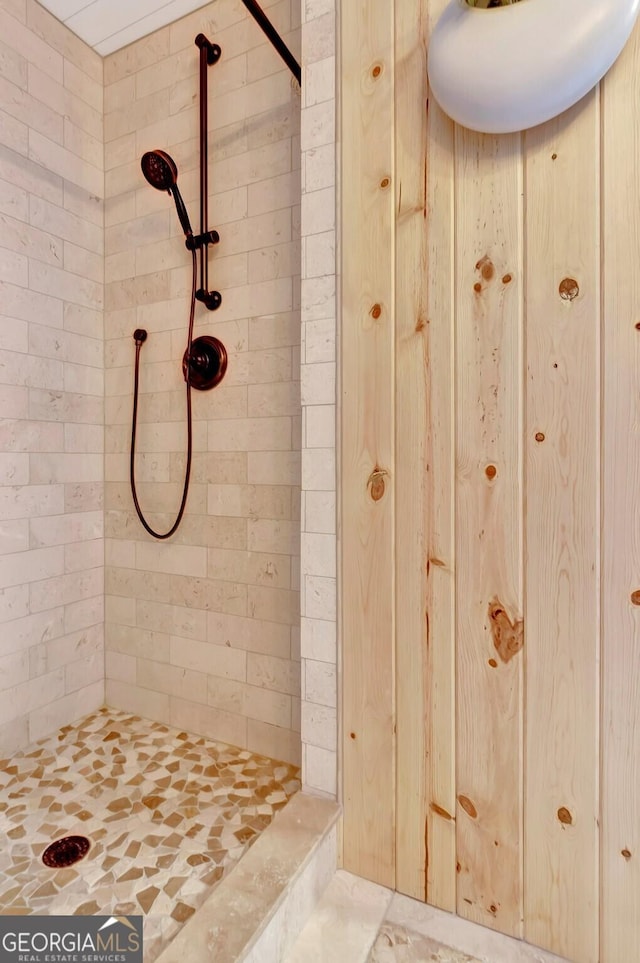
top-left (30, 622), bottom-right (102, 675)
top-left (207, 547), bottom-right (291, 590)
top-left (207, 610), bottom-right (291, 659)
top-left (106, 677), bottom-right (170, 721)
top-left (301, 701), bottom-right (335, 752)
top-left (137, 656), bottom-right (208, 704)
top-left (106, 621), bottom-right (169, 661)
top-left (0, 176), bottom-right (29, 221)
top-left (301, 617), bottom-right (337, 664)
top-left (247, 717), bottom-right (301, 766)
top-left (0, 453), bottom-right (28, 486)
top-left (300, 98), bottom-right (334, 152)
top-left (0, 519), bottom-right (29, 555)
top-left (248, 450), bottom-right (300, 486)
top-left (29, 131), bottom-right (102, 198)
top-left (301, 11), bottom-right (334, 64)
top-left (0, 107), bottom-right (27, 155)
top-left (105, 648), bottom-right (136, 683)
top-left (169, 695), bottom-right (248, 748)
top-left (26, 0), bottom-right (103, 84)
top-left (248, 584), bottom-right (298, 625)
top-left (304, 56), bottom-right (334, 108)
top-left (303, 490), bottom-right (335, 535)
top-left (28, 680), bottom-right (104, 743)
top-left (0, 585), bottom-right (31, 628)
top-left (304, 144), bottom-right (335, 193)
top-left (304, 658), bottom-right (336, 708)
top-left (0, 545), bottom-right (63, 589)
top-left (248, 652), bottom-right (300, 696)
top-left (0, 648), bottom-right (29, 690)
top-left (0, 667), bottom-right (65, 726)
top-left (170, 635), bottom-right (247, 681)
top-left (0, 7), bottom-right (62, 82)
top-left (0, 714), bottom-right (28, 753)
top-left (303, 743), bottom-right (336, 795)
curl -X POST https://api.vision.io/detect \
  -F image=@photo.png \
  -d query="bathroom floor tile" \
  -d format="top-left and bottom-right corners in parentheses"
top-left (0, 707), bottom-right (300, 962)
top-left (368, 923), bottom-right (481, 963)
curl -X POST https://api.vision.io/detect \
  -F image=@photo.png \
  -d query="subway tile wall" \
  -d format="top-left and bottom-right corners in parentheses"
top-left (103, 0), bottom-right (303, 766)
top-left (0, 0), bottom-right (105, 752)
top-left (300, 0), bottom-right (337, 796)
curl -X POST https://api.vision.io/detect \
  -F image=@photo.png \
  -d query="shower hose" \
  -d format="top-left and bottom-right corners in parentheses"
top-left (129, 248), bottom-right (197, 540)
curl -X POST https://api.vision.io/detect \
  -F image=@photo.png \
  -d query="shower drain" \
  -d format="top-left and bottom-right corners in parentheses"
top-left (42, 835), bottom-right (91, 868)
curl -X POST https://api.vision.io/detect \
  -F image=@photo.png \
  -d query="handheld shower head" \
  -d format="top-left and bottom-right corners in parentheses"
top-left (141, 149), bottom-right (194, 239)
top-left (141, 149), bottom-right (177, 191)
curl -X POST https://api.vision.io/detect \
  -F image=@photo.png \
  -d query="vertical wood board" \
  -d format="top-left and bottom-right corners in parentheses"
top-left (454, 129), bottom-right (524, 937)
top-left (394, 0), bottom-right (456, 910)
top-left (523, 97), bottom-right (601, 963)
top-left (340, 0), bottom-right (396, 888)
top-left (601, 22), bottom-right (640, 962)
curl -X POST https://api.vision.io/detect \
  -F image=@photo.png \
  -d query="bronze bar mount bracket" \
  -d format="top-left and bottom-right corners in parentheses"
top-left (194, 33), bottom-right (223, 311)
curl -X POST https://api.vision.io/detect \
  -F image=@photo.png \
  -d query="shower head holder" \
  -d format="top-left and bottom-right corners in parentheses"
top-left (195, 34), bottom-right (222, 65)
top-left (195, 288), bottom-right (222, 311)
top-left (185, 229), bottom-right (220, 252)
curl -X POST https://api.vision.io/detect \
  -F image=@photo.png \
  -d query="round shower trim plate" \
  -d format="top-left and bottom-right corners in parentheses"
top-left (42, 835), bottom-right (92, 868)
top-left (183, 335), bottom-right (228, 390)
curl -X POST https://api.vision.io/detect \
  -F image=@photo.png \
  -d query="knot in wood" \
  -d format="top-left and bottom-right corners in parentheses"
top-left (371, 63), bottom-right (383, 78)
top-left (559, 277), bottom-right (579, 301)
top-left (380, 176), bottom-right (390, 190)
top-left (557, 807), bottom-right (573, 826)
top-left (488, 598), bottom-right (524, 663)
top-left (475, 255), bottom-right (495, 281)
top-left (631, 590), bottom-right (640, 606)
top-left (457, 795), bottom-right (478, 819)
top-left (370, 303), bottom-right (382, 320)
top-left (368, 467), bottom-right (388, 501)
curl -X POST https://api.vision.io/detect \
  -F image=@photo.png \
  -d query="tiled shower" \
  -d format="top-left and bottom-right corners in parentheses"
top-left (0, 0), bottom-right (339, 947)
top-left (0, 0), bottom-right (338, 769)
top-left (102, 0), bottom-right (303, 768)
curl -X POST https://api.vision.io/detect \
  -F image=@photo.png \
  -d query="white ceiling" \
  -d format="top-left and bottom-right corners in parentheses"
top-left (38, 0), bottom-right (213, 56)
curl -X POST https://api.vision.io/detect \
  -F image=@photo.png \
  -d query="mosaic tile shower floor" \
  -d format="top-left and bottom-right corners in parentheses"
top-left (0, 707), bottom-right (300, 961)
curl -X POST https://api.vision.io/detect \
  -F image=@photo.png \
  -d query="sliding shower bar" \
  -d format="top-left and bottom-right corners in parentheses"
top-left (194, 33), bottom-right (222, 311)
top-left (240, 0), bottom-right (301, 85)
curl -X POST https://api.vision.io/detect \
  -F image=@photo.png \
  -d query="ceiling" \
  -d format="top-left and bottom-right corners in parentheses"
top-left (38, 0), bottom-right (213, 56)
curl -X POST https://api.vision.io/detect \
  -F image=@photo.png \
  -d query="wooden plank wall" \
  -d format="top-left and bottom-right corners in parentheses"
top-left (601, 22), bottom-right (640, 963)
top-left (394, 0), bottom-right (456, 910)
top-left (523, 98), bottom-right (601, 962)
top-left (340, 0), bottom-right (396, 887)
top-left (340, 2), bottom-right (640, 960)
top-left (454, 128), bottom-right (524, 937)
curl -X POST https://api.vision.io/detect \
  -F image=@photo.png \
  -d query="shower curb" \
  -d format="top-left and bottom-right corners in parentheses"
top-left (154, 792), bottom-right (340, 963)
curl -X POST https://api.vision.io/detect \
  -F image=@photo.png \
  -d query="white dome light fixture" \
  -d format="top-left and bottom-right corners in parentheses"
top-left (427, 0), bottom-right (640, 134)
